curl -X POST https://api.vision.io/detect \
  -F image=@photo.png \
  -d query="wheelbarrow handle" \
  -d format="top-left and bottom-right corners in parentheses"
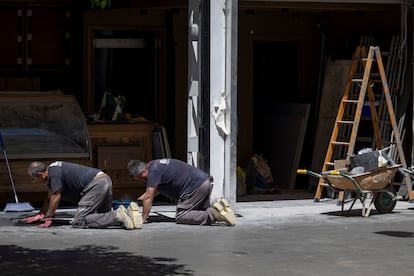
top-left (297, 169), bottom-right (322, 179)
top-left (297, 169), bottom-right (307, 175)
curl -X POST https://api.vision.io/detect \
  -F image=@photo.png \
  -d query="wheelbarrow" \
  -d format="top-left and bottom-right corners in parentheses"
top-left (297, 165), bottom-right (401, 217)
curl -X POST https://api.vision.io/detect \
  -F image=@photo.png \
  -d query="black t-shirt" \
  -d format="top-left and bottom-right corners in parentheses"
top-left (147, 159), bottom-right (209, 200)
top-left (47, 161), bottom-right (100, 203)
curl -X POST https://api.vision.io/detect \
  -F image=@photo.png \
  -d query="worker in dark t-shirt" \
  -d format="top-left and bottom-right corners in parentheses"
top-left (128, 158), bottom-right (236, 226)
top-left (23, 161), bottom-right (142, 230)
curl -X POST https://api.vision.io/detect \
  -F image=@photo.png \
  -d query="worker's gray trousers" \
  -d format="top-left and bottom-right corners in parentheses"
top-left (71, 175), bottom-right (120, 229)
top-left (176, 178), bottom-right (215, 225)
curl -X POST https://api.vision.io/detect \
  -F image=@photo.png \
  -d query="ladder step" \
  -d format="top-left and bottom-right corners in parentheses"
top-left (351, 78), bottom-right (363, 82)
top-left (343, 99), bottom-right (359, 104)
top-left (362, 58), bottom-right (377, 62)
top-left (331, 141), bottom-right (350, 146)
top-left (325, 162), bottom-right (335, 166)
top-left (337, 120), bottom-right (354, 124)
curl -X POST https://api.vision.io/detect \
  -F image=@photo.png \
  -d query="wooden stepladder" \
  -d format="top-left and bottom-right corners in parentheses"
top-left (314, 46), bottom-right (414, 202)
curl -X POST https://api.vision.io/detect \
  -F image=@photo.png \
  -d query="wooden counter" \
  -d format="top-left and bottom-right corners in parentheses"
top-left (87, 122), bottom-right (157, 200)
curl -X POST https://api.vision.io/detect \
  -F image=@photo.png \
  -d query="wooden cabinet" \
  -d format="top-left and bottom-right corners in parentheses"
top-left (0, 6), bottom-right (22, 69)
top-left (87, 122), bottom-right (157, 199)
top-left (0, 3), bottom-right (72, 71)
top-left (27, 5), bottom-right (72, 70)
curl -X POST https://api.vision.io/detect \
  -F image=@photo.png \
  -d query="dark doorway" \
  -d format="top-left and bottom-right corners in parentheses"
top-left (253, 41), bottom-right (299, 104)
top-left (253, 41), bottom-right (309, 190)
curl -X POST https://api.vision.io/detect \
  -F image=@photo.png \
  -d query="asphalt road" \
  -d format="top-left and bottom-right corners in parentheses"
top-left (1, 199), bottom-right (414, 276)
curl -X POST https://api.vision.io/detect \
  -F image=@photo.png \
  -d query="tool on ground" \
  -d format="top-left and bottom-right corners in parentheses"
top-left (0, 129), bottom-right (34, 212)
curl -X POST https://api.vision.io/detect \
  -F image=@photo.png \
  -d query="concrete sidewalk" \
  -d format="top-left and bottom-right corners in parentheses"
top-left (1, 199), bottom-right (414, 275)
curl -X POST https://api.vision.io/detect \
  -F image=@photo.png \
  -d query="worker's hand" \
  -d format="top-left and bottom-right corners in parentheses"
top-left (38, 217), bottom-right (53, 228)
top-left (22, 213), bottom-right (45, 223)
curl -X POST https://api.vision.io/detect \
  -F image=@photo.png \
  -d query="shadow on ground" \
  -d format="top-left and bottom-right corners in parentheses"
top-left (0, 244), bottom-right (193, 276)
top-left (375, 231), bottom-right (414, 238)
top-left (321, 209), bottom-right (381, 217)
top-left (1, 212), bottom-right (176, 227)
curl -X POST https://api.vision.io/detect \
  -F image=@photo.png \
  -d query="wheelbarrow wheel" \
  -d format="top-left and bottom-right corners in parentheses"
top-left (374, 191), bottom-right (396, 214)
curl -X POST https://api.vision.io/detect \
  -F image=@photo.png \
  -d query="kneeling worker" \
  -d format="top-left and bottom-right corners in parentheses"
top-left (23, 161), bottom-right (142, 230)
top-left (128, 158), bottom-right (236, 226)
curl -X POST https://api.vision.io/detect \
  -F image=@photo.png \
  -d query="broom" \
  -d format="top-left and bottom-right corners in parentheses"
top-left (0, 129), bottom-right (34, 212)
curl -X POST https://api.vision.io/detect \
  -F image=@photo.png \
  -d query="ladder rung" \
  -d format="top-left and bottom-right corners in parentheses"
top-left (331, 141), bottom-right (350, 146)
top-left (362, 58), bottom-right (377, 62)
top-left (325, 162), bottom-right (334, 166)
top-left (337, 120), bottom-right (354, 124)
top-left (351, 78), bottom-right (363, 82)
top-left (343, 99), bottom-right (359, 104)
top-left (353, 73), bottom-right (381, 79)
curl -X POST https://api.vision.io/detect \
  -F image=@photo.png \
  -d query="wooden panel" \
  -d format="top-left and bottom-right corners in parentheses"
top-left (97, 145), bottom-right (146, 199)
top-left (0, 4), bottom-right (72, 71)
top-left (88, 123), bottom-right (156, 159)
top-left (87, 122), bottom-right (157, 200)
top-left (28, 6), bottom-right (71, 69)
top-left (0, 6), bottom-right (23, 69)
top-left (97, 145), bottom-right (144, 170)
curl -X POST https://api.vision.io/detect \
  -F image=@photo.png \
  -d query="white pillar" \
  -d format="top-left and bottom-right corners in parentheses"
top-left (209, 0), bottom-right (238, 207)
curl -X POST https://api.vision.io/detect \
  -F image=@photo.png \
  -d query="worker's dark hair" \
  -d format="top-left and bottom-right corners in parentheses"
top-left (127, 160), bottom-right (147, 178)
top-left (28, 161), bottom-right (47, 176)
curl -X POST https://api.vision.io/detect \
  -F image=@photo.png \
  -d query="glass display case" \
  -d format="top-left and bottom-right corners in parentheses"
top-left (0, 92), bottom-right (91, 159)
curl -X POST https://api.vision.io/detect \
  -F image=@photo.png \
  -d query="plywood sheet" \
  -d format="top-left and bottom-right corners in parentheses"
top-left (310, 59), bottom-right (351, 187)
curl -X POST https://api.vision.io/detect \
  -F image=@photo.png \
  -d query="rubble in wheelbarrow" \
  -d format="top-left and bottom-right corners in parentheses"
top-left (349, 166), bottom-right (365, 175)
top-left (347, 148), bottom-right (392, 174)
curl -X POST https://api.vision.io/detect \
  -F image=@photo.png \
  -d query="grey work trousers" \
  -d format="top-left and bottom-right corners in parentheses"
top-left (176, 178), bottom-right (214, 225)
top-left (72, 175), bottom-right (120, 229)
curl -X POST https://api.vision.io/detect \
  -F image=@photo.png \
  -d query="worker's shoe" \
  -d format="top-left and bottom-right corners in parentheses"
top-left (127, 202), bottom-right (143, 229)
top-left (116, 205), bottom-right (134, 230)
top-left (210, 199), bottom-right (236, 226)
top-left (218, 198), bottom-right (235, 218)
